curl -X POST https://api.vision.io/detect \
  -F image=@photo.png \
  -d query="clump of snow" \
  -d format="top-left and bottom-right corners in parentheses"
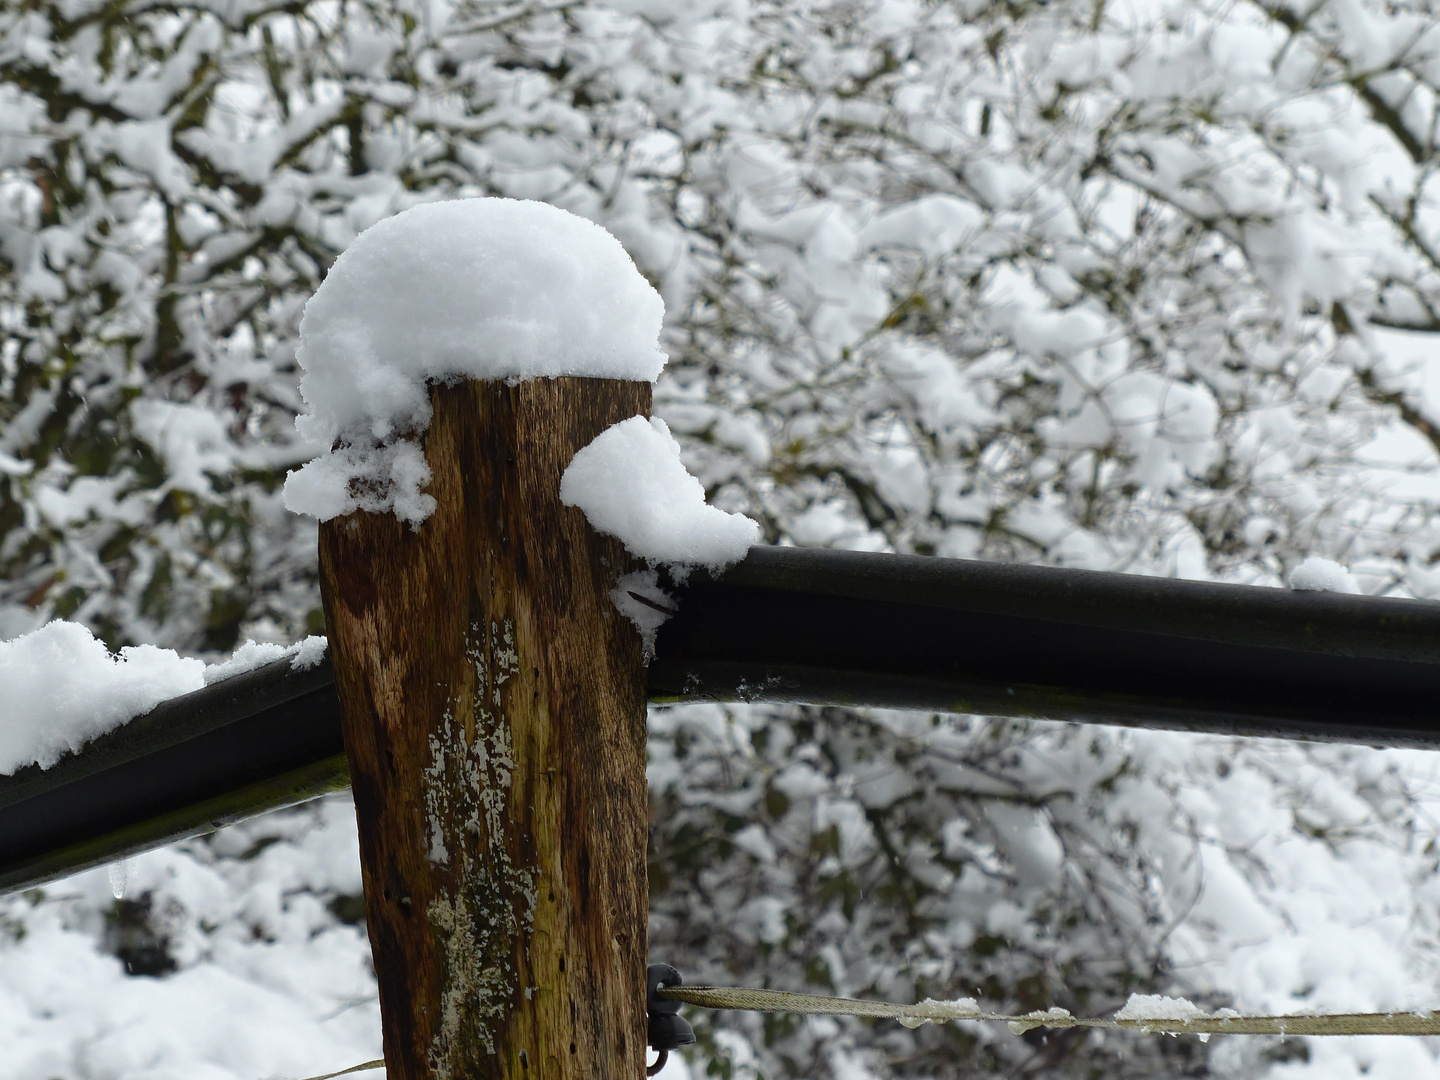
top-left (1114, 994), bottom-right (1209, 1022)
top-left (896, 997), bottom-right (982, 1028)
top-left (283, 440), bottom-right (437, 526)
top-left (0, 621), bottom-right (205, 775)
top-left (1289, 557), bottom-right (1362, 594)
top-left (0, 622), bottom-right (330, 775)
top-left (130, 399), bottom-right (236, 496)
top-left (284, 198), bottom-right (667, 525)
top-left (859, 194), bottom-right (984, 259)
top-left (290, 635), bottom-right (328, 670)
top-left (203, 635), bottom-right (328, 684)
top-left (562, 416), bottom-right (758, 648)
top-left (560, 415), bottom-right (760, 570)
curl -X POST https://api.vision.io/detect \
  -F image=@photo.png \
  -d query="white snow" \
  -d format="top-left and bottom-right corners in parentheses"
top-left (203, 635), bottom-right (328, 684)
top-left (0, 621), bottom-right (205, 775)
top-left (560, 415), bottom-right (760, 570)
top-left (290, 635), bottom-right (328, 670)
top-left (1289, 557), bottom-right (1363, 595)
top-left (0, 798), bottom-right (382, 1080)
top-left (609, 569), bottom-right (678, 660)
top-left (30, 2), bottom-right (1440, 1077)
top-left (130, 399), bottom-right (236, 497)
top-left (0, 622), bottom-right (328, 775)
top-left (284, 198), bottom-right (668, 524)
top-left (283, 440), bottom-right (437, 526)
top-left (1114, 994), bottom-right (1209, 1022)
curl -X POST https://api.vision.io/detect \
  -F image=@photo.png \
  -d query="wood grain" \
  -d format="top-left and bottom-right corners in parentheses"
top-left (318, 377), bottom-right (651, 1080)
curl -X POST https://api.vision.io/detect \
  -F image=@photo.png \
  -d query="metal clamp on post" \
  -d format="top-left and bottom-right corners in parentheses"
top-left (647, 963), bottom-right (695, 1076)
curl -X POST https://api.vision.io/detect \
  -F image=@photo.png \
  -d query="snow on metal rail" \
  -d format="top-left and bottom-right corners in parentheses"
top-left (4, 545), bottom-right (1440, 895)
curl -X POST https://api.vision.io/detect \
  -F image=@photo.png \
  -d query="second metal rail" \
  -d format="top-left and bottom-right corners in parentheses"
top-left (3, 547), bottom-right (1438, 894)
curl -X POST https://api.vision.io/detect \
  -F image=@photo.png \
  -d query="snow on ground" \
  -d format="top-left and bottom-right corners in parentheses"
top-left (0, 789), bottom-right (687, 1080)
top-left (0, 622), bottom-right (326, 776)
top-left (0, 796), bottom-right (380, 1080)
top-left (283, 198), bottom-right (668, 525)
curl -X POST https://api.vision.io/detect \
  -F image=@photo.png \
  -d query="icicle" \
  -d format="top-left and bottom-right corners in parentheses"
top-left (107, 859), bottom-right (129, 900)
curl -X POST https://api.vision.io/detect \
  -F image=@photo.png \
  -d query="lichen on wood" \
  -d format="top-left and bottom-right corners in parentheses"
top-left (424, 617), bottom-right (535, 1074)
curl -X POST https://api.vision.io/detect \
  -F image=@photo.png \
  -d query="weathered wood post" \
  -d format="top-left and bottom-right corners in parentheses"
top-left (297, 201), bottom-right (658, 1080)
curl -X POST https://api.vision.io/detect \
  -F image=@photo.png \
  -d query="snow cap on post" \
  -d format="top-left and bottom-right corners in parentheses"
top-left (283, 198), bottom-right (667, 524)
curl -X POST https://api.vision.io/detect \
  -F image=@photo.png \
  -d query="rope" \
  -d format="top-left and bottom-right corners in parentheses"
top-left (659, 986), bottom-right (1440, 1037)
top-left (283, 988), bottom-right (1440, 1080)
top-left (290, 1060), bottom-right (385, 1080)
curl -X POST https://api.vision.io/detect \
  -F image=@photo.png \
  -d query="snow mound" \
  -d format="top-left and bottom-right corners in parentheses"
top-left (1114, 994), bottom-right (1208, 1022)
top-left (560, 415), bottom-right (760, 570)
top-left (1289, 557), bottom-right (1362, 595)
top-left (284, 198), bottom-right (667, 524)
top-left (0, 622), bottom-right (329, 775)
top-left (0, 621), bottom-right (205, 775)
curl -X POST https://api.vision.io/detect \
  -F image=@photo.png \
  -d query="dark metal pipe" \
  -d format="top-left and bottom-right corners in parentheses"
top-left (0, 658), bottom-right (347, 895)
top-left (649, 548), bottom-right (1440, 746)
top-left (4, 547), bottom-right (1440, 894)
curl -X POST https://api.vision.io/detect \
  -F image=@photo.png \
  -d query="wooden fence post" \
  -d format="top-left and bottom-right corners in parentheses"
top-left (317, 376), bottom-right (651, 1079)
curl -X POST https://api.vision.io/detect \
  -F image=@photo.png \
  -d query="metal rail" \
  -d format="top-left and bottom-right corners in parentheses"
top-left (0, 658), bottom-right (347, 895)
top-left (4, 547), bottom-right (1440, 894)
top-left (650, 548), bottom-right (1440, 744)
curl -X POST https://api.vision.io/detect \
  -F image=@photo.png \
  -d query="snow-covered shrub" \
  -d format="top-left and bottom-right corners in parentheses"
top-left (6, 0), bottom-right (1440, 1077)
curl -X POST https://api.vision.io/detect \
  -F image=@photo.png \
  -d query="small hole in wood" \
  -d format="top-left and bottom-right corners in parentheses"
top-left (570, 1043), bottom-right (577, 1055)
top-left (559, 956), bottom-right (566, 972)
top-left (519, 1050), bottom-right (529, 1070)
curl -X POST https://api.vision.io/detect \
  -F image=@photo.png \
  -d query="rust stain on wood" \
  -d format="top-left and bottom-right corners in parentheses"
top-left (319, 377), bottom-right (651, 1080)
